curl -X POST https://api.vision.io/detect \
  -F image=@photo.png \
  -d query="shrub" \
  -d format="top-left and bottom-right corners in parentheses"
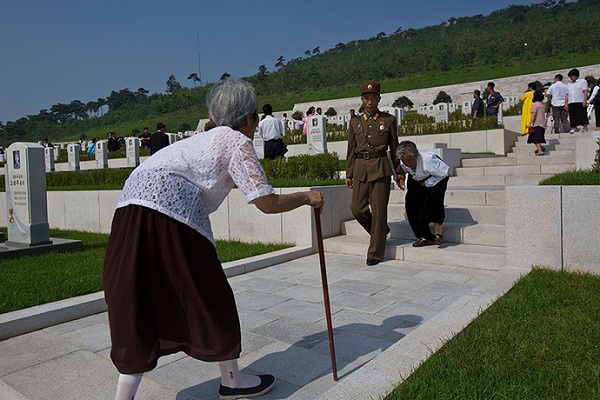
top-left (260, 153), bottom-right (340, 180)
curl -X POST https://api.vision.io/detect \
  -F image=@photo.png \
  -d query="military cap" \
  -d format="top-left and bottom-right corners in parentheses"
top-left (360, 81), bottom-right (380, 95)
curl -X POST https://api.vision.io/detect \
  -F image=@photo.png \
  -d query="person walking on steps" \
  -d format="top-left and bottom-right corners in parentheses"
top-left (396, 140), bottom-right (450, 247)
top-left (345, 81), bottom-right (403, 266)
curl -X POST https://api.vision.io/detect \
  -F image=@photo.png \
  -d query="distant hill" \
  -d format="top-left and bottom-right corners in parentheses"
top-left (2, 0), bottom-right (599, 144)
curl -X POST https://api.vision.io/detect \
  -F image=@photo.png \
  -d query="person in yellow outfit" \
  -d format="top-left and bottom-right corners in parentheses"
top-left (520, 82), bottom-right (536, 134)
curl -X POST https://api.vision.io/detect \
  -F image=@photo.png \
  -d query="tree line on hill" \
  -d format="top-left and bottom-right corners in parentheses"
top-left (1, 0), bottom-right (599, 145)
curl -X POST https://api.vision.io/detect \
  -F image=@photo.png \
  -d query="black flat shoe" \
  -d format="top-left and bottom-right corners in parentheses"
top-left (219, 375), bottom-right (275, 399)
top-left (366, 258), bottom-right (380, 266)
top-left (413, 238), bottom-right (435, 247)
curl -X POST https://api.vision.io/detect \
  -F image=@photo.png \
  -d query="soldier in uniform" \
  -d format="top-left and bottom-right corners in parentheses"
top-left (345, 82), bottom-right (402, 266)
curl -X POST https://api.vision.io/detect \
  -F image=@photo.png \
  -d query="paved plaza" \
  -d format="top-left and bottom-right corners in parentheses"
top-left (0, 251), bottom-right (527, 400)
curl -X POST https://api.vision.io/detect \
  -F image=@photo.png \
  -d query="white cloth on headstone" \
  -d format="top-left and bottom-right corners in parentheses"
top-left (117, 126), bottom-right (275, 246)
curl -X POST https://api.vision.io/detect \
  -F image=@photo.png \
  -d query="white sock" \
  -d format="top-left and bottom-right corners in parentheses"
top-left (218, 359), bottom-right (260, 389)
top-left (115, 373), bottom-right (143, 400)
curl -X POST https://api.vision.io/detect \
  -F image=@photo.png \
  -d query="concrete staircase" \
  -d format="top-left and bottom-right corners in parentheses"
top-left (323, 131), bottom-right (580, 270)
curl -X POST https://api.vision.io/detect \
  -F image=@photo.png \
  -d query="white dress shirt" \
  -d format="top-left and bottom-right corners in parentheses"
top-left (546, 81), bottom-right (568, 107)
top-left (401, 151), bottom-right (450, 187)
top-left (258, 115), bottom-right (284, 141)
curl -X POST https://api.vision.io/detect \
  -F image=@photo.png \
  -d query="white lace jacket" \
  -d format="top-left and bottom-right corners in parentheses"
top-left (118, 126), bottom-right (275, 246)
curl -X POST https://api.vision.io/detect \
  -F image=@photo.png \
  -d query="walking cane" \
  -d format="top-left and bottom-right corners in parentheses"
top-left (313, 207), bottom-right (338, 381)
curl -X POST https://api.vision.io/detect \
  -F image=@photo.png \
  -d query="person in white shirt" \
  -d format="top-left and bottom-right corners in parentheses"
top-left (396, 140), bottom-right (450, 247)
top-left (588, 78), bottom-right (600, 130)
top-left (281, 112), bottom-right (290, 135)
top-left (103, 79), bottom-right (323, 400)
top-left (258, 103), bottom-right (287, 159)
top-left (545, 74), bottom-right (571, 134)
top-left (565, 68), bottom-right (589, 133)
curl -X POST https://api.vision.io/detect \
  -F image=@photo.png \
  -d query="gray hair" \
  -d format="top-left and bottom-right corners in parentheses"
top-left (397, 140), bottom-right (418, 160)
top-left (206, 78), bottom-right (258, 130)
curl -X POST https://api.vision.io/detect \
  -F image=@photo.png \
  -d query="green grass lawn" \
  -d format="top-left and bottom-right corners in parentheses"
top-left (0, 228), bottom-right (291, 314)
top-left (386, 268), bottom-right (600, 400)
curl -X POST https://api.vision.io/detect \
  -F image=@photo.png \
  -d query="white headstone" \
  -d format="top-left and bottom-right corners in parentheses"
top-left (44, 147), bottom-right (55, 172)
top-left (306, 115), bottom-right (328, 155)
top-left (95, 141), bottom-right (108, 169)
top-left (253, 129), bottom-right (264, 159)
top-left (166, 133), bottom-right (178, 145)
top-left (53, 147), bottom-right (60, 161)
top-left (448, 103), bottom-right (457, 113)
top-left (434, 103), bottom-right (449, 123)
top-left (417, 106), bottom-right (428, 116)
top-left (427, 105), bottom-right (436, 118)
top-left (4, 143), bottom-right (51, 246)
top-left (126, 137), bottom-right (140, 168)
top-left (497, 102), bottom-right (504, 125)
top-left (462, 100), bottom-right (472, 115)
top-left (397, 109), bottom-right (405, 125)
top-left (68, 143), bottom-right (81, 171)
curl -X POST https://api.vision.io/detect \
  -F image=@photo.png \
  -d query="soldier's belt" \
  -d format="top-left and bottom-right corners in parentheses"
top-left (356, 150), bottom-right (387, 159)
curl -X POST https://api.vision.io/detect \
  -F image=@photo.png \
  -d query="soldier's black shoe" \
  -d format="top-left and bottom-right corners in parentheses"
top-left (366, 258), bottom-right (380, 266)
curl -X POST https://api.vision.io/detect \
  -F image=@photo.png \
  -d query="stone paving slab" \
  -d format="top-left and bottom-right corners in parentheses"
top-left (0, 252), bottom-right (528, 400)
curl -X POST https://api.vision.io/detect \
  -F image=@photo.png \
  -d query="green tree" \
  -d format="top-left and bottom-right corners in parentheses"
top-left (187, 73), bottom-right (201, 87)
top-left (433, 91), bottom-right (452, 105)
top-left (275, 56), bottom-right (285, 70)
top-left (220, 72), bottom-right (231, 80)
top-left (325, 107), bottom-right (337, 117)
top-left (166, 75), bottom-right (183, 94)
top-left (292, 111), bottom-right (303, 120)
top-left (392, 96), bottom-right (414, 109)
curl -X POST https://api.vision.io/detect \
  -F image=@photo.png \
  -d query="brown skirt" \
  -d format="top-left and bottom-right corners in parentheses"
top-left (103, 205), bottom-right (241, 374)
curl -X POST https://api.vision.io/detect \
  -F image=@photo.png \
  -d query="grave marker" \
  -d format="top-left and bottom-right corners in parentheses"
top-left (434, 103), bottom-right (449, 123)
top-left (4, 143), bottom-right (51, 246)
top-left (44, 147), bottom-right (55, 172)
top-left (126, 137), bottom-right (140, 167)
top-left (307, 115), bottom-right (328, 155)
top-left (67, 143), bottom-right (81, 171)
top-left (95, 140), bottom-right (108, 169)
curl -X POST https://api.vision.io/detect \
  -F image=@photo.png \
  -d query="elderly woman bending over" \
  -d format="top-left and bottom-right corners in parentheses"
top-left (396, 140), bottom-right (450, 247)
top-left (103, 78), bottom-right (323, 400)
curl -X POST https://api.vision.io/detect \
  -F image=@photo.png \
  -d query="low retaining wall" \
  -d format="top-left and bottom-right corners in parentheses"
top-left (0, 186), bottom-right (353, 248)
top-left (506, 185), bottom-right (600, 274)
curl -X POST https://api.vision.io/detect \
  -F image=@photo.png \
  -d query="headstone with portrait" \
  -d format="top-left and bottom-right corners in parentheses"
top-left (462, 100), bottom-right (472, 115)
top-left (68, 143), bottom-right (81, 171)
top-left (44, 147), bottom-right (55, 172)
top-left (167, 133), bottom-right (178, 145)
top-left (126, 137), bottom-right (140, 168)
top-left (252, 128), bottom-right (264, 159)
top-left (4, 142), bottom-right (51, 246)
top-left (306, 115), bottom-right (328, 155)
top-left (434, 103), bottom-right (449, 123)
top-left (53, 146), bottom-right (60, 162)
top-left (95, 140), bottom-right (108, 169)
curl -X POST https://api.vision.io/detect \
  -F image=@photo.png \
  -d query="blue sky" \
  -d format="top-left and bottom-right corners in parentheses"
top-left (0, 0), bottom-right (538, 123)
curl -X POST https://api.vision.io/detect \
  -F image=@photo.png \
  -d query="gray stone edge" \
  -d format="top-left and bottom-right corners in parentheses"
top-left (0, 246), bottom-right (314, 341)
top-left (317, 265), bottom-right (531, 400)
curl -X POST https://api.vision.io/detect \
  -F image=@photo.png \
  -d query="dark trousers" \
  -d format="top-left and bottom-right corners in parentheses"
top-left (405, 175), bottom-right (449, 240)
top-left (551, 106), bottom-right (570, 133)
top-left (350, 176), bottom-right (391, 261)
top-left (264, 139), bottom-right (288, 160)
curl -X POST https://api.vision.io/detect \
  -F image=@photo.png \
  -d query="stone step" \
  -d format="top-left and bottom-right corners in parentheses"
top-left (447, 174), bottom-right (554, 186)
top-left (455, 163), bottom-right (574, 177)
top-left (322, 235), bottom-right (506, 270)
top-left (341, 220), bottom-right (505, 247)
top-left (388, 204), bottom-right (506, 225)
top-left (389, 187), bottom-right (505, 206)
top-left (462, 152), bottom-right (573, 166)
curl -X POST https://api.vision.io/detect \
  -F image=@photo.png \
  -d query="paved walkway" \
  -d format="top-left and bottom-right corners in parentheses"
top-left (0, 251), bottom-right (528, 400)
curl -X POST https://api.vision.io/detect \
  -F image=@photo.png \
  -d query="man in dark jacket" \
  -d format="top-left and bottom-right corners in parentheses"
top-left (149, 122), bottom-right (170, 155)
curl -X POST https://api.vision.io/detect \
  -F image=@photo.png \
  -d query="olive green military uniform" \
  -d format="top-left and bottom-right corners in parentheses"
top-left (346, 98), bottom-right (401, 262)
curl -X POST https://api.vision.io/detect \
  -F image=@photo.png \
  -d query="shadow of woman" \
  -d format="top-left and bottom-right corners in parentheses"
top-left (176, 314), bottom-right (422, 399)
